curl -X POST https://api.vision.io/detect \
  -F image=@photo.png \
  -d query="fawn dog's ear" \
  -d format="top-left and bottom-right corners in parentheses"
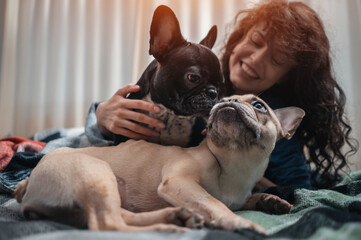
top-left (274, 107), bottom-right (305, 140)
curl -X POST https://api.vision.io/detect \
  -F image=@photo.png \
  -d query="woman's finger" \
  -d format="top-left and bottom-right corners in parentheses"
top-left (116, 108), bottom-right (165, 129)
top-left (111, 118), bottom-right (160, 138)
top-left (118, 98), bottom-right (162, 114)
top-left (115, 84), bottom-right (141, 97)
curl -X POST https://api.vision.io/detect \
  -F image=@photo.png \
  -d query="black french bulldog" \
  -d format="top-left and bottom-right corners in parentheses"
top-left (113, 5), bottom-right (224, 147)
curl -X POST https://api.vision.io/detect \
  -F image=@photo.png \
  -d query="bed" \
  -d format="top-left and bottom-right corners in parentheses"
top-left (1, 125), bottom-right (361, 240)
top-left (1, 171), bottom-right (361, 239)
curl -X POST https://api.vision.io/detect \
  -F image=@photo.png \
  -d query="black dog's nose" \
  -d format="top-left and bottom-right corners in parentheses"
top-left (206, 88), bottom-right (218, 100)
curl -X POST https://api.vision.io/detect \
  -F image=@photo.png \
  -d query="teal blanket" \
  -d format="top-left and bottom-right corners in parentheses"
top-left (235, 170), bottom-right (361, 239)
top-left (1, 171), bottom-right (361, 240)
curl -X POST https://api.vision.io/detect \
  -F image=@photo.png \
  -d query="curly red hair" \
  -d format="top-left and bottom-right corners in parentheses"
top-left (220, 0), bottom-right (358, 188)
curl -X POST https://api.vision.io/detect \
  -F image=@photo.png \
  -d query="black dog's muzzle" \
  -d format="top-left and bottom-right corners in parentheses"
top-left (205, 86), bottom-right (218, 100)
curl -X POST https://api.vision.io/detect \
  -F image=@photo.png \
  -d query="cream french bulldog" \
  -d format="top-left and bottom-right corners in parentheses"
top-left (15, 95), bottom-right (305, 233)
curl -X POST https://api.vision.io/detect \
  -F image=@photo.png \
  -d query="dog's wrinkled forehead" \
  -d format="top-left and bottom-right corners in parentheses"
top-left (162, 43), bottom-right (224, 89)
top-left (221, 94), bottom-right (285, 134)
top-left (169, 44), bottom-right (222, 76)
top-left (220, 94), bottom-right (281, 126)
top-left (220, 95), bottom-right (271, 113)
top-left (183, 43), bottom-right (219, 60)
top-left (222, 94), bottom-right (261, 103)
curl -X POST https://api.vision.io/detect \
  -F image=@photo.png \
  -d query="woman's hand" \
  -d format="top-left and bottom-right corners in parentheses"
top-left (96, 84), bottom-right (165, 140)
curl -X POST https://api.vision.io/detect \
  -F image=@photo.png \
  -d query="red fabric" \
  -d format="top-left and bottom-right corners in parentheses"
top-left (0, 137), bottom-right (46, 171)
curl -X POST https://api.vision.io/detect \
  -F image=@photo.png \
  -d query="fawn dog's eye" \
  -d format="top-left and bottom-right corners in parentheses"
top-left (252, 101), bottom-right (267, 113)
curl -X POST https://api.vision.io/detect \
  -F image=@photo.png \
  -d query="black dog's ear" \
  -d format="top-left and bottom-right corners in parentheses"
top-left (199, 25), bottom-right (217, 49)
top-left (149, 5), bottom-right (186, 62)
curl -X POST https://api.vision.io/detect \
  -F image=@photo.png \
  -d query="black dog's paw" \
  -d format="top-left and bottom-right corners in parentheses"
top-left (243, 193), bottom-right (292, 214)
top-left (256, 193), bottom-right (292, 214)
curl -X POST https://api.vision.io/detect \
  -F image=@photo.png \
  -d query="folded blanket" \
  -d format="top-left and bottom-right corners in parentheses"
top-left (0, 170), bottom-right (360, 240)
top-left (0, 137), bottom-right (45, 171)
top-left (0, 152), bottom-right (45, 193)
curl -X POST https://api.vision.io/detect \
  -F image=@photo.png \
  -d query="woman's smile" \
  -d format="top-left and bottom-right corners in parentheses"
top-left (240, 62), bottom-right (259, 79)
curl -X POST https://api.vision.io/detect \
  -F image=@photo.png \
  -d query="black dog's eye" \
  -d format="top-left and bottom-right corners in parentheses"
top-left (252, 101), bottom-right (267, 113)
top-left (187, 74), bottom-right (201, 83)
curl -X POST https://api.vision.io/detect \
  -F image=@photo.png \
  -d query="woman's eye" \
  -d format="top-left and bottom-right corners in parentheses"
top-left (271, 57), bottom-right (281, 66)
top-left (271, 56), bottom-right (286, 66)
top-left (250, 31), bottom-right (264, 46)
top-left (187, 74), bottom-right (200, 83)
top-left (252, 101), bottom-right (267, 112)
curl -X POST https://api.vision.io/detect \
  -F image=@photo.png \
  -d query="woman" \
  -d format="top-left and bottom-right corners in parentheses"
top-left (93, 0), bottom-right (358, 189)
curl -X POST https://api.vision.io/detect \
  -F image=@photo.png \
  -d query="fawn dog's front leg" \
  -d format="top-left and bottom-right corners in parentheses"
top-left (157, 176), bottom-right (265, 233)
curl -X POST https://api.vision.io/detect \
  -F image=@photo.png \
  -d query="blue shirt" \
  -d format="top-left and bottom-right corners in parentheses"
top-left (265, 137), bottom-right (312, 189)
top-left (261, 86), bottom-right (312, 189)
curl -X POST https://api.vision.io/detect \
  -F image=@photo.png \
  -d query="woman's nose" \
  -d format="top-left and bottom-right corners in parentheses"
top-left (250, 46), bottom-right (268, 64)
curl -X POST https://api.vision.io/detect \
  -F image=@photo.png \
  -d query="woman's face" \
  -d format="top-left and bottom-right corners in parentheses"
top-left (229, 24), bottom-right (296, 95)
